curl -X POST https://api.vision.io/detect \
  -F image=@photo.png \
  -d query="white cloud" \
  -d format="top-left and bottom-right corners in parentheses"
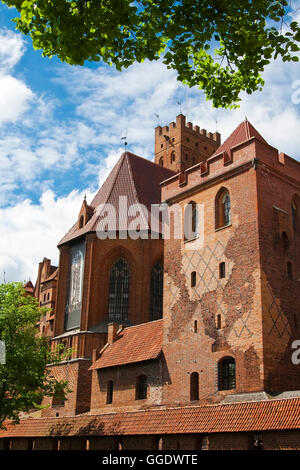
top-left (0, 29), bottom-right (26, 70)
top-left (0, 74), bottom-right (34, 124)
top-left (0, 189), bottom-right (96, 283)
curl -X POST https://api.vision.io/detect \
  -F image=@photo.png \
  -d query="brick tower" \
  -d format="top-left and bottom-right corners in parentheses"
top-left (154, 114), bottom-right (221, 173)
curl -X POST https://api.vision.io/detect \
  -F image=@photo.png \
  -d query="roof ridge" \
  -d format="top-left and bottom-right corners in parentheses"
top-left (95, 152), bottom-right (126, 209)
top-left (122, 318), bottom-right (163, 332)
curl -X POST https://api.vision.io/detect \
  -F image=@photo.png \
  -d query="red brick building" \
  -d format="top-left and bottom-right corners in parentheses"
top-left (2, 114), bottom-right (300, 450)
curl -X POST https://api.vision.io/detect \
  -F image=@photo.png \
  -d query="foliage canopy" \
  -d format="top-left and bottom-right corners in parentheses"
top-left (2, 0), bottom-right (300, 107)
top-left (0, 282), bottom-right (69, 428)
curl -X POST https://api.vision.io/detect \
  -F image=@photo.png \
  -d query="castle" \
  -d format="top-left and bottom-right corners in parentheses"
top-left (2, 113), bottom-right (300, 450)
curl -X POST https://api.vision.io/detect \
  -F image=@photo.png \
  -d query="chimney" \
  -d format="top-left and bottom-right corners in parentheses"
top-left (107, 322), bottom-right (119, 344)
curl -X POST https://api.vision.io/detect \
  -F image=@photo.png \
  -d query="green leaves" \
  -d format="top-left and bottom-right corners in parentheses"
top-left (2, 0), bottom-right (300, 108)
top-left (0, 282), bottom-right (70, 428)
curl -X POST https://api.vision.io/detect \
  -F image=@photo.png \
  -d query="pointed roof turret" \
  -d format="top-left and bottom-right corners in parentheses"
top-left (211, 120), bottom-right (267, 158)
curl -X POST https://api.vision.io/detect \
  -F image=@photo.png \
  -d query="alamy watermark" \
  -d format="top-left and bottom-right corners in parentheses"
top-left (291, 340), bottom-right (300, 365)
top-left (95, 196), bottom-right (204, 243)
top-left (0, 340), bottom-right (6, 365)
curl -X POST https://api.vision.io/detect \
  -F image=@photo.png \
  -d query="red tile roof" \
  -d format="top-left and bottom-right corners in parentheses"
top-left (211, 120), bottom-right (267, 158)
top-left (89, 319), bottom-right (163, 370)
top-left (1, 398), bottom-right (300, 437)
top-left (59, 152), bottom-right (175, 246)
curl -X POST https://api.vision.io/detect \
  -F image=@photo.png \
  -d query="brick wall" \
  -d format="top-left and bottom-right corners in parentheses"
top-left (161, 162), bottom-right (264, 405)
top-left (90, 359), bottom-right (163, 414)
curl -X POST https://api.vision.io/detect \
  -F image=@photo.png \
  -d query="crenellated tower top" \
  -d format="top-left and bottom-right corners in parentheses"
top-left (154, 114), bottom-right (221, 173)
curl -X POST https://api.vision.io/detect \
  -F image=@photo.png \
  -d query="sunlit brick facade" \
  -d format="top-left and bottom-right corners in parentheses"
top-left (3, 114), bottom-right (300, 450)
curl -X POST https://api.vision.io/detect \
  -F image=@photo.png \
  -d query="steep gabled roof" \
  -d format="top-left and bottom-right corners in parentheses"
top-left (211, 120), bottom-right (267, 158)
top-left (40, 268), bottom-right (59, 284)
top-left (89, 319), bottom-right (163, 370)
top-left (59, 152), bottom-right (175, 246)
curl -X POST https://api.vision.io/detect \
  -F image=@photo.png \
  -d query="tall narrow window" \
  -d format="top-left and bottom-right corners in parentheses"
top-left (191, 271), bottom-right (197, 287)
top-left (159, 157), bottom-right (164, 167)
top-left (108, 257), bottom-right (130, 322)
top-left (170, 151), bottom-right (175, 163)
top-left (65, 241), bottom-right (85, 331)
top-left (218, 357), bottom-right (236, 391)
top-left (292, 200), bottom-right (298, 232)
top-left (149, 262), bottom-right (163, 321)
top-left (216, 189), bottom-right (231, 229)
top-left (282, 232), bottom-right (289, 253)
top-left (136, 375), bottom-right (147, 400)
top-left (190, 372), bottom-right (199, 401)
top-left (184, 201), bottom-right (198, 241)
top-left (216, 314), bottom-right (221, 330)
top-left (106, 380), bottom-right (113, 404)
top-left (79, 214), bottom-right (84, 229)
top-left (219, 262), bottom-right (226, 279)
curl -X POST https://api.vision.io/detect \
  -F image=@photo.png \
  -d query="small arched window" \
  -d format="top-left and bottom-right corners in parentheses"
top-left (292, 200), bottom-right (298, 232)
top-left (190, 372), bottom-right (199, 401)
top-left (106, 380), bottom-right (113, 404)
top-left (79, 214), bottom-right (84, 229)
top-left (136, 375), bottom-right (147, 400)
top-left (170, 151), bottom-right (175, 163)
top-left (149, 262), bottom-right (163, 321)
top-left (184, 201), bottom-right (198, 241)
top-left (108, 257), bottom-right (130, 322)
top-left (218, 357), bottom-right (236, 391)
top-left (159, 157), bottom-right (164, 167)
top-left (216, 189), bottom-right (231, 229)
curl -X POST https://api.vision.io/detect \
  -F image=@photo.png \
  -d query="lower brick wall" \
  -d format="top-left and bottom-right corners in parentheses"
top-left (2, 430), bottom-right (300, 450)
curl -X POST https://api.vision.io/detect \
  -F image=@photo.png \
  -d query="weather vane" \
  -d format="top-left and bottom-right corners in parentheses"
top-left (177, 100), bottom-right (182, 114)
top-left (121, 129), bottom-right (128, 152)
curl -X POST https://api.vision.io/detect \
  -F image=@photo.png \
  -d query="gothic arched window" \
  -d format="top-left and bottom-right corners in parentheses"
top-left (108, 257), bottom-right (130, 322)
top-left (218, 357), bottom-right (236, 390)
top-left (190, 372), bottom-right (199, 401)
top-left (184, 201), bottom-right (198, 241)
top-left (149, 262), bottom-right (163, 321)
top-left (216, 189), bottom-right (231, 229)
top-left (159, 157), bottom-right (164, 167)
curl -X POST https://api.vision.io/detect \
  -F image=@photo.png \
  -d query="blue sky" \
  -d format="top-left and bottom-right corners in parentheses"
top-left (0, 2), bottom-right (300, 283)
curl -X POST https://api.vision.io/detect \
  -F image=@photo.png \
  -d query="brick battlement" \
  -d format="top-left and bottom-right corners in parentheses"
top-left (161, 134), bottom-right (300, 202)
top-left (154, 114), bottom-right (221, 173)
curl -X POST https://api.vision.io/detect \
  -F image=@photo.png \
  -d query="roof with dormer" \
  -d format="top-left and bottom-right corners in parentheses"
top-left (58, 152), bottom-right (175, 246)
